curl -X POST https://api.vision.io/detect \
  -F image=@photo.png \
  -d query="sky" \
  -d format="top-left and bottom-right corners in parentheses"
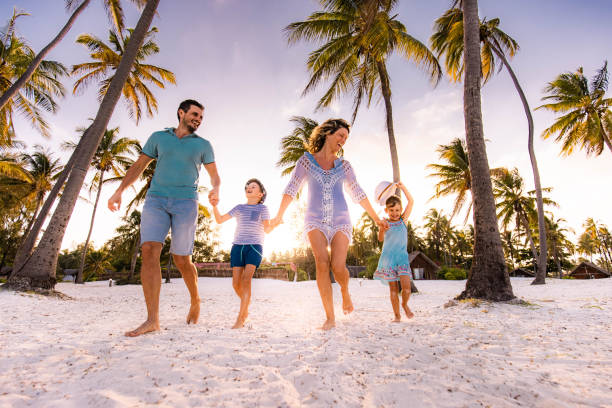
top-left (3, 0), bottom-right (612, 258)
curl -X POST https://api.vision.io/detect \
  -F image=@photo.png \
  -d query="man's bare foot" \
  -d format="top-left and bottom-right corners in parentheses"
top-left (392, 315), bottom-right (401, 323)
top-left (186, 300), bottom-right (200, 324)
top-left (231, 313), bottom-right (248, 329)
top-left (124, 320), bottom-right (160, 337)
top-left (402, 304), bottom-right (414, 319)
top-left (341, 290), bottom-right (354, 314)
top-left (320, 319), bottom-right (336, 330)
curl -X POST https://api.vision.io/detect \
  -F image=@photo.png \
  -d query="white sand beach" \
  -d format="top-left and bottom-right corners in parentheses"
top-left (1, 277), bottom-right (610, 408)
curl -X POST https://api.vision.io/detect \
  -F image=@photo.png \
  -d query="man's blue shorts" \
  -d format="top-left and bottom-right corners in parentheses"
top-left (230, 244), bottom-right (263, 268)
top-left (140, 194), bottom-right (198, 255)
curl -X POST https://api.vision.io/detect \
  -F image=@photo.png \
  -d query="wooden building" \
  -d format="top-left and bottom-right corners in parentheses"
top-left (568, 262), bottom-right (611, 279)
top-left (194, 262), bottom-right (289, 281)
top-left (509, 267), bottom-right (535, 278)
top-left (409, 251), bottom-right (440, 280)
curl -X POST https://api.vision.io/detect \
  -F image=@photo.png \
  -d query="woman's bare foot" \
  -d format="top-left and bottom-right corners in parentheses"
top-left (392, 315), bottom-right (401, 323)
top-left (402, 304), bottom-right (414, 319)
top-left (320, 319), bottom-right (336, 330)
top-left (124, 320), bottom-right (160, 337)
top-left (341, 290), bottom-right (354, 314)
top-left (186, 299), bottom-right (200, 324)
top-left (231, 313), bottom-right (248, 329)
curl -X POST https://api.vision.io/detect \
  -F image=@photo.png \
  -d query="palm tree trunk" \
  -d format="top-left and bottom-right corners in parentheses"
top-left (0, 0), bottom-right (91, 111)
top-left (22, 197), bottom-right (42, 241)
top-left (8, 0), bottom-right (160, 291)
top-left (552, 243), bottom-right (562, 278)
top-left (128, 233), bottom-right (140, 282)
top-left (520, 214), bottom-right (540, 274)
top-left (165, 256), bottom-right (172, 283)
top-left (376, 60), bottom-right (401, 183)
top-left (12, 135), bottom-right (85, 273)
top-left (76, 170), bottom-right (105, 284)
top-left (457, 0), bottom-right (514, 301)
top-left (488, 41), bottom-right (547, 285)
top-left (376, 60), bottom-right (418, 293)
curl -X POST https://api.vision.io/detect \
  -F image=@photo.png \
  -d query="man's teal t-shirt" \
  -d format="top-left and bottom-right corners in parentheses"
top-left (142, 128), bottom-right (214, 200)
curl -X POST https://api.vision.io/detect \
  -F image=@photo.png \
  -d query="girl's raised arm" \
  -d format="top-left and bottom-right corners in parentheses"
top-left (397, 181), bottom-right (414, 221)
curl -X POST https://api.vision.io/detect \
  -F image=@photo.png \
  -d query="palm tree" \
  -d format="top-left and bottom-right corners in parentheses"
top-left (285, 0), bottom-right (441, 185)
top-left (276, 116), bottom-right (318, 176)
top-left (9, 0), bottom-right (161, 291)
top-left (0, 10), bottom-right (67, 143)
top-left (577, 231), bottom-right (596, 263)
top-left (456, 0), bottom-right (513, 300)
top-left (0, 0), bottom-right (147, 112)
top-left (431, 5), bottom-right (547, 285)
top-left (544, 215), bottom-right (574, 277)
top-left (493, 168), bottom-right (556, 278)
top-left (112, 209), bottom-right (141, 281)
top-left (20, 149), bottom-right (63, 237)
top-left (537, 62), bottom-right (612, 156)
top-left (583, 218), bottom-right (612, 271)
top-left (72, 27), bottom-right (176, 124)
top-left (83, 249), bottom-right (112, 282)
top-left (69, 126), bottom-right (139, 284)
top-left (423, 209), bottom-right (453, 266)
top-left (427, 138), bottom-right (472, 223)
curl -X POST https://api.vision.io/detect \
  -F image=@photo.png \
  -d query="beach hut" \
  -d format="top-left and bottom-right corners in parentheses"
top-left (568, 262), bottom-right (611, 279)
top-left (509, 267), bottom-right (535, 277)
top-left (408, 251), bottom-right (440, 280)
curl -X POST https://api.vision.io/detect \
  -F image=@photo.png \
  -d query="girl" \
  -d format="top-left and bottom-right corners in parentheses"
top-left (271, 118), bottom-right (387, 330)
top-left (212, 178), bottom-right (275, 328)
top-left (374, 181), bottom-right (415, 322)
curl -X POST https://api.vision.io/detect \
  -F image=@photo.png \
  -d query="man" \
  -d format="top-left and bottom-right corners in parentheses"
top-left (108, 99), bottom-right (220, 337)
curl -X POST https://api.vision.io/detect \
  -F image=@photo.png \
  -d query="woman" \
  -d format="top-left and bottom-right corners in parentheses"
top-left (272, 119), bottom-right (386, 330)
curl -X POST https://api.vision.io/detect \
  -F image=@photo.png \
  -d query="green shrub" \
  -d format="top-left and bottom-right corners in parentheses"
top-left (439, 266), bottom-right (468, 280)
top-left (288, 268), bottom-right (309, 281)
top-left (362, 254), bottom-right (380, 279)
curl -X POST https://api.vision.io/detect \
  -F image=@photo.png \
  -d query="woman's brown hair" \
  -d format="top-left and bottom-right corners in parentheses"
top-left (307, 118), bottom-right (350, 154)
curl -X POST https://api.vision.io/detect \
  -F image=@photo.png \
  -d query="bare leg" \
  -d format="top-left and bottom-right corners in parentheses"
top-left (232, 267), bottom-right (244, 297)
top-left (233, 264), bottom-right (256, 329)
top-left (389, 281), bottom-right (401, 322)
top-left (400, 275), bottom-right (414, 319)
top-left (172, 254), bottom-right (201, 324)
top-left (308, 230), bottom-right (335, 330)
top-left (330, 233), bottom-right (354, 315)
top-left (125, 242), bottom-right (162, 337)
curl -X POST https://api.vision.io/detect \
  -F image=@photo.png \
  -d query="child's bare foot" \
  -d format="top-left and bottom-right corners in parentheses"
top-left (402, 304), bottom-right (414, 319)
top-left (186, 299), bottom-right (200, 324)
top-left (320, 319), bottom-right (336, 330)
top-left (124, 320), bottom-right (160, 337)
top-left (392, 315), bottom-right (401, 323)
top-left (341, 290), bottom-right (354, 314)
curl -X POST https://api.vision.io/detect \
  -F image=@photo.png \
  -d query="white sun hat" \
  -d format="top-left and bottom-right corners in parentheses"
top-left (374, 181), bottom-right (397, 206)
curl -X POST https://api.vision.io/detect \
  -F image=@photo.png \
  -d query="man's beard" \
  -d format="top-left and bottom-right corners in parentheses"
top-left (183, 119), bottom-right (198, 133)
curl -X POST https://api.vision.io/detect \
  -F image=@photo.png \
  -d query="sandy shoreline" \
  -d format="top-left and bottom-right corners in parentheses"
top-left (1, 277), bottom-right (610, 407)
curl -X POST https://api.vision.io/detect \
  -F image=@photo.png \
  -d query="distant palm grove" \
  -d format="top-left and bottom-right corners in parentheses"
top-left (0, 0), bottom-right (610, 297)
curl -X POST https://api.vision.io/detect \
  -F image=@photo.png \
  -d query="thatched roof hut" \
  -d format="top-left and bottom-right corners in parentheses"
top-left (409, 251), bottom-right (440, 280)
top-left (509, 267), bottom-right (535, 277)
top-left (568, 262), bottom-right (611, 279)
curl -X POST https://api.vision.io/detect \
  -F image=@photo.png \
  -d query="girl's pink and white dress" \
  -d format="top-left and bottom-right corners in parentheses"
top-left (283, 152), bottom-right (366, 244)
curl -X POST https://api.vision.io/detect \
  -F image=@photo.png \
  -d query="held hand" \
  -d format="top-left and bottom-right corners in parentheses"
top-left (108, 191), bottom-right (122, 212)
top-left (208, 188), bottom-right (219, 206)
top-left (376, 218), bottom-right (389, 231)
top-left (271, 216), bottom-right (283, 229)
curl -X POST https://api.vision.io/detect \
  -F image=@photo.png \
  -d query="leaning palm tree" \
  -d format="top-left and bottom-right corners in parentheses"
top-left (431, 5), bottom-right (548, 285)
top-left (456, 0), bottom-right (513, 300)
top-left (69, 126), bottom-right (139, 284)
top-left (537, 62), bottom-right (612, 156)
top-left (276, 116), bottom-right (318, 176)
top-left (583, 218), bottom-right (612, 271)
top-left (9, 0), bottom-right (161, 291)
top-left (285, 0), bottom-right (441, 185)
top-left (0, 0), bottom-right (146, 113)
top-left (72, 26), bottom-right (176, 124)
top-left (112, 209), bottom-right (141, 281)
top-left (0, 10), bottom-right (67, 143)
